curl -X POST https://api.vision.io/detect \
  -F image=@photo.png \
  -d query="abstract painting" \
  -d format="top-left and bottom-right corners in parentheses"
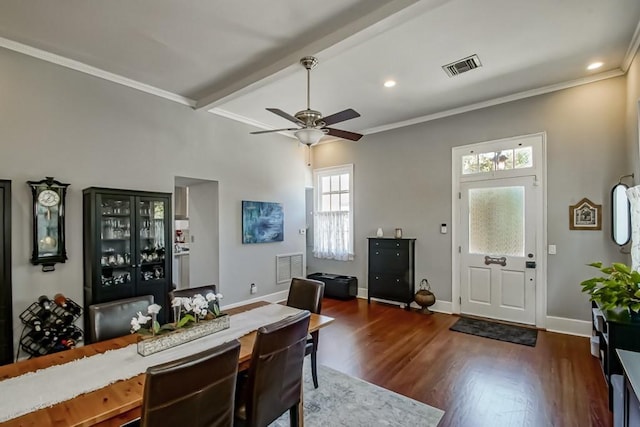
top-left (242, 200), bottom-right (284, 243)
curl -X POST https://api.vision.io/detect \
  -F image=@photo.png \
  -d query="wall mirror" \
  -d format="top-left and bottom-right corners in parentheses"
top-left (612, 182), bottom-right (631, 246)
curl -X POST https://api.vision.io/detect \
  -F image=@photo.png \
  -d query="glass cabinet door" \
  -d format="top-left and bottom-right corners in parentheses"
top-left (98, 195), bottom-right (134, 294)
top-left (137, 198), bottom-right (167, 283)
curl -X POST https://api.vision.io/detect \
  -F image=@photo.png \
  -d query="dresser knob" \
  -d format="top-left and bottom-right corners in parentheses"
top-left (396, 253), bottom-right (400, 256)
top-left (376, 252), bottom-right (379, 255)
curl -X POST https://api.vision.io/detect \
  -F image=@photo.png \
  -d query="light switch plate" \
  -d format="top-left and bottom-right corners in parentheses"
top-left (548, 244), bottom-right (556, 255)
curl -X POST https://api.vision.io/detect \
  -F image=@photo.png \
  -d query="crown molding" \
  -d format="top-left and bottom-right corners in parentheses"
top-left (0, 36), bottom-right (196, 107)
top-left (210, 108), bottom-right (297, 140)
top-left (622, 18), bottom-right (640, 72)
top-left (363, 69), bottom-right (625, 135)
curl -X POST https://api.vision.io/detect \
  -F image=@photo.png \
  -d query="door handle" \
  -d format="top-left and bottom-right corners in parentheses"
top-left (526, 261), bottom-right (536, 268)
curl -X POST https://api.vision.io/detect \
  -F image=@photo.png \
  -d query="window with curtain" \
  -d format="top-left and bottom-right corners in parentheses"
top-left (313, 164), bottom-right (354, 261)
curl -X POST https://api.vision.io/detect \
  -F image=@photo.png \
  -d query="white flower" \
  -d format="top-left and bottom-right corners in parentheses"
top-left (205, 292), bottom-right (216, 302)
top-left (147, 304), bottom-right (162, 315)
top-left (130, 317), bottom-right (141, 332)
top-left (136, 311), bottom-right (151, 325)
top-left (216, 293), bottom-right (223, 300)
top-left (171, 298), bottom-right (182, 308)
top-left (200, 308), bottom-right (207, 316)
top-left (182, 299), bottom-right (193, 312)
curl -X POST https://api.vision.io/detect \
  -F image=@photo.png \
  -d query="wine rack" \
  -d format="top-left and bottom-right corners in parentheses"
top-left (18, 295), bottom-right (83, 358)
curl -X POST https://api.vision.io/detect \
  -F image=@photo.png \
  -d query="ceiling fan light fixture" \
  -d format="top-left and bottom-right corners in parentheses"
top-left (295, 128), bottom-right (325, 146)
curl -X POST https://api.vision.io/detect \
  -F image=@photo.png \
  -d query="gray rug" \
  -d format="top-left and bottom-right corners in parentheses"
top-left (270, 362), bottom-right (444, 427)
top-left (450, 316), bottom-right (538, 347)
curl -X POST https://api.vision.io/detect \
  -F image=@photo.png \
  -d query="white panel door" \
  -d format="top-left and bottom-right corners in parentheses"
top-left (460, 176), bottom-right (537, 324)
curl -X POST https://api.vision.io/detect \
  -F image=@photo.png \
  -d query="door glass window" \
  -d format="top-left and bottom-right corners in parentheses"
top-left (468, 186), bottom-right (524, 256)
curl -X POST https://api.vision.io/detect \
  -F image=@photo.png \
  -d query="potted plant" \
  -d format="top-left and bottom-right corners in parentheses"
top-left (580, 262), bottom-right (640, 316)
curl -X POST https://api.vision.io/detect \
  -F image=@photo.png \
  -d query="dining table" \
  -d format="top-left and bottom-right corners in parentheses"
top-left (0, 301), bottom-right (335, 427)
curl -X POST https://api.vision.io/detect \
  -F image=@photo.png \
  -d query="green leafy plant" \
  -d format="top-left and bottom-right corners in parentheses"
top-left (580, 262), bottom-right (640, 311)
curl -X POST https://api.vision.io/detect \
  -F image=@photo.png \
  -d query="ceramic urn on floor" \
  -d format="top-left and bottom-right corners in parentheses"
top-left (415, 279), bottom-right (436, 314)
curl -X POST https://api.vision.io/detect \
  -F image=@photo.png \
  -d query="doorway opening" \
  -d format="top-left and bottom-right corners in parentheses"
top-left (173, 177), bottom-right (219, 292)
top-left (451, 133), bottom-right (546, 327)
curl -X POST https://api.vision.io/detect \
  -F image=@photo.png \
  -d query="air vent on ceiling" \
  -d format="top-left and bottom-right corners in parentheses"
top-left (442, 54), bottom-right (482, 77)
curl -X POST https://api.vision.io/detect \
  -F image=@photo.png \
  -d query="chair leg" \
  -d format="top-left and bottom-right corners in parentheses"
top-left (311, 350), bottom-right (319, 389)
top-left (289, 403), bottom-right (300, 427)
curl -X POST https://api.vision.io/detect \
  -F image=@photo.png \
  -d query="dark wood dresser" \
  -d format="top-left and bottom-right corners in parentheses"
top-left (367, 238), bottom-right (416, 309)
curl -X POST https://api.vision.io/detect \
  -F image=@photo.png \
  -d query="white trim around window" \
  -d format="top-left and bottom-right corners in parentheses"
top-left (313, 164), bottom-right (354, 261)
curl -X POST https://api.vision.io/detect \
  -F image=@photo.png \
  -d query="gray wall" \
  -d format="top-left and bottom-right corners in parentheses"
top-left (309, 76), bottom-right (628, 321)
top-left (0, 47), bottom-right (308, 350)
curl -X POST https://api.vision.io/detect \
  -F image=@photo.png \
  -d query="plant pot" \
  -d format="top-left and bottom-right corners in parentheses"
top-left (137, 314), bottom-right (230, 356)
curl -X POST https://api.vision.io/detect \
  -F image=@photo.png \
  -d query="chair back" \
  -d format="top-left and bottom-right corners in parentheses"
top-left (88, 295), bottom-right (154, 342)
top-left (170, 284), bottom-right (217, 301)
top-left (141, 340), bottom-right (240, 427)
top-left (286, 277), bottom-right (325, 314)
top-left (170, 285), bottom-right (218, 322)
top-left (244, 310), bottom-right (311, 426)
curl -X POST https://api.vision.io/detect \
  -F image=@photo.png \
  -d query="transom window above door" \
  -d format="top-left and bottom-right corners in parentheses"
top-left (462, 146), bottom-right (533, 175)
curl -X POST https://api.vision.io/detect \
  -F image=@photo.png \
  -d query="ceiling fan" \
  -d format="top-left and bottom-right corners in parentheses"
top-left (250, 56), bottom-right (363, 146)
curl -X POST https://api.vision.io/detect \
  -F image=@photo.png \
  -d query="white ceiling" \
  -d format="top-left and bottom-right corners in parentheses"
top-left (0, 0), bottom-right (639, 141)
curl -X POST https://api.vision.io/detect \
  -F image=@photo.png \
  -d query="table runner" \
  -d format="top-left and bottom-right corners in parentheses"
top-left (0, 304), bottom-right (302, 422)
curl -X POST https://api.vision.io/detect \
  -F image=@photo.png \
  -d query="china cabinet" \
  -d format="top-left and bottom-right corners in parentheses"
top-left (83, 187), bottom-right (171, 339)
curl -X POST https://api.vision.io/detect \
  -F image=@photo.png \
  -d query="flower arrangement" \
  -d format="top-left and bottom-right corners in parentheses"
top-left (130, 293), bottom-right (224, 336)
top-left (171, 292), bottom-right (224, 327)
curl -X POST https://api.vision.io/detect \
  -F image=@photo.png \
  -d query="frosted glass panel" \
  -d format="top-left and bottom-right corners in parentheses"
top-left (469, 186), bottom-right (524, 256)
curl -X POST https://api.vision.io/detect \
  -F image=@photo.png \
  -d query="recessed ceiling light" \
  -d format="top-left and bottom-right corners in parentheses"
top-left (384, 80), bottom-right (396, 88)
top-left (587, 62), bottom-right (603, 70)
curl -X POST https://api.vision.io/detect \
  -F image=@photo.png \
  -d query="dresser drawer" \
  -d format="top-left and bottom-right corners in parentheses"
top-left (368, 273), bottom-right (412, 302)
top-left (369, 239), bottom-right (409, 250)
top-left (369, 248), bottom-right (408, 272)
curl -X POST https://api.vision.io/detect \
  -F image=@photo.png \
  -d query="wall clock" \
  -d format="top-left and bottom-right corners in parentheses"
top-left (27, 177), bottom-right (70, 272)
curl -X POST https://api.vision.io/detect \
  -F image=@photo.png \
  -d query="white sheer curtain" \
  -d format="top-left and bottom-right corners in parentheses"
top-left (626, 185), bottom-right (640, 271)
top-left (313, 211), bottom-right (354, 261)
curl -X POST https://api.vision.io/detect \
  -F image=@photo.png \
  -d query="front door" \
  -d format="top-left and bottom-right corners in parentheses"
top-left (460, 175), bottom-right (537, 324)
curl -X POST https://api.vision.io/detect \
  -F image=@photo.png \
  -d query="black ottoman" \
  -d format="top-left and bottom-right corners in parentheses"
top-left (307, 273), bottom-right (358, 300)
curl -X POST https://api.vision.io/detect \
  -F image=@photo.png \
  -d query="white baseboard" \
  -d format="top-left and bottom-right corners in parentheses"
top-left (221, 290), bottom-right (288, 310)
top-left (226, 289), bottom-right (590, 338)
top-left (356, 288), bottom-right (452, 314)
top-left (545, 315), bottom-right (591, 337)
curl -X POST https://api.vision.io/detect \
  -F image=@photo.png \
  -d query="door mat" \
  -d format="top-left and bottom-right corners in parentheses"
top-left (449, 316), bottom-right (537, 347)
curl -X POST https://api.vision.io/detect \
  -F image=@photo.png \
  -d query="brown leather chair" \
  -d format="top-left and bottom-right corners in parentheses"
top-left (140, 340), bottom-right (240, 427)
top-left (170, 284), bottom-right (217, 300)
top-left (235, 310), bottom-right (311, 427)
top-left (286, 277), bottom-right (325, 388)
top-left (88, 295), bottom-right (154, 342)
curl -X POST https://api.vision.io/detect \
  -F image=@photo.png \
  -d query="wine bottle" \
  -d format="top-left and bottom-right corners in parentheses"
top-left (37, 295), bottom-right (52, 319)
top-left (29, 319), bottom-right (44, 340)
top-left (53, 293), bottom-right (68, 308)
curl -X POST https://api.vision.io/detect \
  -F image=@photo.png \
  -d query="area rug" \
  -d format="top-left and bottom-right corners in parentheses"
top-left (270, 362), bottom-right (444, 427)
top-left (450, 316), bottom-right (538, 347)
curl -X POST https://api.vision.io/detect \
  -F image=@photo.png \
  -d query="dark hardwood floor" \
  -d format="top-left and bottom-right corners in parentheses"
top-left (316, 298), bottom-right (610, 427)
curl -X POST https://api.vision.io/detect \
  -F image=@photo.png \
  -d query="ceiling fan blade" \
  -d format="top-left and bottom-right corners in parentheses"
top-left (266, 108), bottom-right (303, 125)
top-left (321, 108), bottom-right (361, 126)
top-left (325, 127), bottom-right (363, 141)
top-left (250, 128), bottom-right (299, 135)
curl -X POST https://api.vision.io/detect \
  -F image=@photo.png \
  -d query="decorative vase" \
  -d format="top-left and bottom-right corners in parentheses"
top-left (414, 279), bottom-right (436, 314)
top-left (376, 228), bottom-right (383, 237)
top-left (137, 314), bottom-right (230, 356)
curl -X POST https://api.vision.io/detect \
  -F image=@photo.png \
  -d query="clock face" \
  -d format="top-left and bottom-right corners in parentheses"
top-left (38, 189), bottom-right (60, 207)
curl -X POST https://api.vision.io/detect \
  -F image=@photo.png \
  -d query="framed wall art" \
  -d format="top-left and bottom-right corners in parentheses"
top-left (569, 198), bottom-right (601, 230)
top-left (242, 200), bottom-right (284, 243)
